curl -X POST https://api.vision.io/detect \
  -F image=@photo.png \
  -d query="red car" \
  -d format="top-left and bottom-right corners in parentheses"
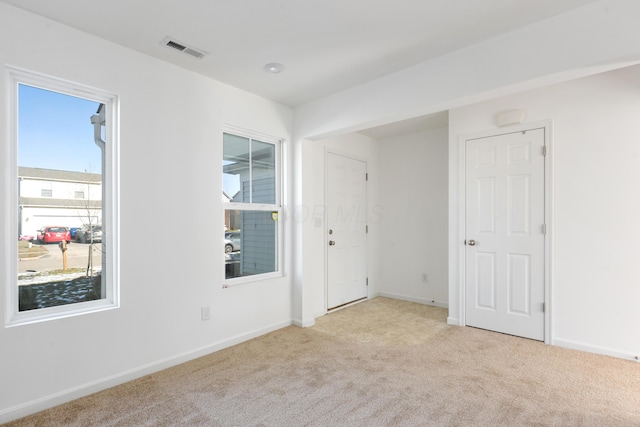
top-left (37, 226), bottom-right (71, 244)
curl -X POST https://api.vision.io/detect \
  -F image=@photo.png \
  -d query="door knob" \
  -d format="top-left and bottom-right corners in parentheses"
top-left (329, 240), bottom-right (336, 246)
top-left (466, 239), bottom-right (476, 246)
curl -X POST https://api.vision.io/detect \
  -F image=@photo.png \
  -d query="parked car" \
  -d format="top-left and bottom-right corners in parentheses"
top-left (75, 225), bottom-right (102, 243)
top-left (224, 231), bottom-right (241, 253)
top-left (69, 227), bottom-right (81, 239)
top-left (37, 226), bottom-right (71, 244)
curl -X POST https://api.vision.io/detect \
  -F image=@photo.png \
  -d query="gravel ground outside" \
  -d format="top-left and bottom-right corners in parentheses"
top-left (18, 270), bottom-right (102, 311)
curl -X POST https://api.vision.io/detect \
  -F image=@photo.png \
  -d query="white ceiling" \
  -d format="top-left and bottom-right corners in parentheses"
top-left (359, 112), bottom-right (449, 140)
top-left (2, 0), bottom-right (598, 109)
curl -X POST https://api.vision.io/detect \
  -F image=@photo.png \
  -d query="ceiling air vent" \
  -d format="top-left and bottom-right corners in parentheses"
top-left (161, 37), bottom-right (206, 59)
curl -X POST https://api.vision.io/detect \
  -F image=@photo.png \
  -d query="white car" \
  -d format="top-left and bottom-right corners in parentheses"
top-left (76, 225), bottom-right (102, 243)
top-left (224, 231), bottom-right (241, 253)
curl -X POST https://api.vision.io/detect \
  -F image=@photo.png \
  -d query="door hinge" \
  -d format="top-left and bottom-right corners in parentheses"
top-left (542, 302), bottom-right (546, 313)
top-left (366, 277), bottom-right (369, 286)
top-left (366, 225), bottom-right (369, 233)
top-left (542, 145), bottom-right (547, 156)
top-left (542, 224), bottom-right (547, 235)
top-left (366, 173), bottom-right (368, 181)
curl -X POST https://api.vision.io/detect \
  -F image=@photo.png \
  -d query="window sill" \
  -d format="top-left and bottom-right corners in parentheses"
top-left (222, 271), bottom-right (284, 288)
top-left (6, 299), bottom-right (119, 327)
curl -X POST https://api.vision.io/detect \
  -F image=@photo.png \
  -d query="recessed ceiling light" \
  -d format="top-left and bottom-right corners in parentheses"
top-left (264, 63), bottom-right (285, 74)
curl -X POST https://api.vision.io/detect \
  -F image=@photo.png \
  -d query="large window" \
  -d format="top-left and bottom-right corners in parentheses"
top-left (6, 68), bottom-right (119, 325)
top-left (223, 131), bottom-right (281, 281)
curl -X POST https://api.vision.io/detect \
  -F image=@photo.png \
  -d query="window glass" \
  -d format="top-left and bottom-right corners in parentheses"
top-left (251, 140), bottom-right (276, 204)
top-left (224, 209), bottom-right (278, 279)
top-left (223, 134), bottom-right (249, 203)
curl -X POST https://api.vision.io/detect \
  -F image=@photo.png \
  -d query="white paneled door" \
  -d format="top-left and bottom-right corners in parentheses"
top-left (465, 128), bottom-right (545, 341)
top-left (326, 152), bottom-right (368, 310)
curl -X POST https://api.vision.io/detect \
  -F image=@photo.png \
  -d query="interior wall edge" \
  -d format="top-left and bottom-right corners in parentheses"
top-left (376, 292), bottom-right (448, 309)
top-left (552, 337), bottom-right (640, 363)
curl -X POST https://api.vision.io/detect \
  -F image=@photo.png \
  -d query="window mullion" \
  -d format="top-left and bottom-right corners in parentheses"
top-left (248, 138), bottom-right (253, 204)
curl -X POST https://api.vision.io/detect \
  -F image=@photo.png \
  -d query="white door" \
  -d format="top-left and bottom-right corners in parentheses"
top-left (326, 152), bottom-right (368, 310)
top-left (465, 128), bottom-right (545, 341)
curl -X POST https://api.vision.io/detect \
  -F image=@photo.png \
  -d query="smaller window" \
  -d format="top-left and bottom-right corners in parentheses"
top-left (74, 191), bottom-right (85, 199)
top-left (223, 131), bottom-right (281, 282)
top-left (41, 188), bottom-right (52, 197)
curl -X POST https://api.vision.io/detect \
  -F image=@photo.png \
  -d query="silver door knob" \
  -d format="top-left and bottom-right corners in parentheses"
top-left (467, 240), bottom-right (476, 246)
top-left (329, 240), bottom-right (336, 246)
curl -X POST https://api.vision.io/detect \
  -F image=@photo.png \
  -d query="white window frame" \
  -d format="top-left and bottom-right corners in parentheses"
top-left (223, 126), bottom-right (283, 285)
top-left (4, 67), bottom-right (120, 326)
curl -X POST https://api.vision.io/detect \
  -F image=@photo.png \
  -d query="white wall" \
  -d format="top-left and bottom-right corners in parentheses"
top-left (296, 126), bottom-right (449, 322)
top-left (376, 127), bottom-right (449, 306)
top-left (289, 0), bottom-right (640, 363)
top-left (291, 0), bottom-right (640, 328)
top-left (448, 65), bottom-right (640, 361)
top-left (296, 133), bottom-right (379, 324)
top-left (20, 179), bottom-right (102, 201)
top-left (4, 0), bottom-right (640, 422)
top-left (0, 4), bottom-right (293, 422)
top-left (19, 177), bottom-right (103, 235)
top-left (20, 207), bottom-right (99, 237)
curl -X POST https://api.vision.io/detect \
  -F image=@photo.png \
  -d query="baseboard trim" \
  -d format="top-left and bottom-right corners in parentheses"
top-left (447, 317), bottom-right (460, 326)
top-left (0, 319), bottom-right (292, 424)
top-left (377, 292), bottom-right (449, 309)
top-left (292, 318), bottom-right (315, 328)
top-left (552, 337), bottom-right (640, 363)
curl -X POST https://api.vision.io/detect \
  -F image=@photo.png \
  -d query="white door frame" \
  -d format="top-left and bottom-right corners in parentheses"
top-left (324, 148), bottom-right (368, 313)
top-left (456, 120), bottom-right (553, 344)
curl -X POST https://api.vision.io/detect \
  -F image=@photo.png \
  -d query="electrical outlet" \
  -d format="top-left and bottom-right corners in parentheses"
top-left (201, 306), bottom-right (210, 321)
top-left (421, 273), bottom-right (428, 283)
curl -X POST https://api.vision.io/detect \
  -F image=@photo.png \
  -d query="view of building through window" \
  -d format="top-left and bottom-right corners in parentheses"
top-left (223, 132), bottom-right (280, 280)
top-left (16, 83), bottom-right (106, 311)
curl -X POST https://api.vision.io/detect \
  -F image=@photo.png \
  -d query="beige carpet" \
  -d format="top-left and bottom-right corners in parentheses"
top-left (5, 297), bottom-right (640, 426)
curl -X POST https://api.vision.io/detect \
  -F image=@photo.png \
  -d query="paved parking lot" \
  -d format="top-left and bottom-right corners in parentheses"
top-left (18, 242), bottom-right (103, 273)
